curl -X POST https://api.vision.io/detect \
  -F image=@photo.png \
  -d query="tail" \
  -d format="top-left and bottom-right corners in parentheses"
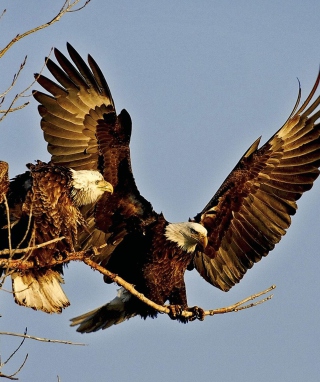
top-left (70, 288), bottom-right (137, 332)
top-left (11, 269), bottom-right (70, 313)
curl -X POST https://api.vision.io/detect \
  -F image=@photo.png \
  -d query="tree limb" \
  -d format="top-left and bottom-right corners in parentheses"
top-left (0, 329), bottom-right (85, 346)
top-left (0, 242), bottom-right (275, 320)
top-left (0, 1), bottom-right (92, 59)
top-left (0, 237), bottom-right (65, 257)
top-left (82, 257), bottom-right (276, 319)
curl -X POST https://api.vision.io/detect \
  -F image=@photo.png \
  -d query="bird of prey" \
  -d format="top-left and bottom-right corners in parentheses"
top-left (0, 161), bottom-right (113, 313)
top-left (32, 43), bottom-right (320, 331)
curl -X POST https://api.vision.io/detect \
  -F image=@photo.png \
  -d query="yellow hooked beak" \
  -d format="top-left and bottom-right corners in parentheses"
top-left (199, 234), bottom-right (208, 252)
top-left (98, 180), bottom-right (114, 194)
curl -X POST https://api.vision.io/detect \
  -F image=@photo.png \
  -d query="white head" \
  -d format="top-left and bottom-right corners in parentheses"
top-left (70, 169), bottom-right (113, 206)
top-left (165, 221), bottom-right (208, 254)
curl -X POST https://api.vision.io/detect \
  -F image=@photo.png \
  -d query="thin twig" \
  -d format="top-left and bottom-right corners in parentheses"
top-left (0, 353), bottom-right (27, 380)
top-left (2, 196), bottom-right (12, 256)
top-left (203, 285), bottom-right (276, 316)
top-left (0, 237), bottom-right (66, 256)
top-left (0, 1), bottom-right (91, 59)
top-left (0, 9), bottom-right (6, 22)
top-left (0, 329), bottom-right (86, 346)
top-left (0, 1), bottom-right (91, 123)
top-left (0, 94), bottom-right (29, 123)
top-left (0, 56), bottom-right (27, 99)
top-left (4, 353), bottom-right (28, 380)
top-left (0, 329), bottom-right (28, 380)
top-left (0, 53), bottom-right (53, 124)
top-left (15, 196), bottom-right (35, 257)
top-left (69, 0), bottom-right (92, 12)
top-left (2, 333), bottom-right (26, 368)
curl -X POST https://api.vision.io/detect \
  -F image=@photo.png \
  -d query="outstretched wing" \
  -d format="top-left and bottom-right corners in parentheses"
top-left (33, 44), bottom-right (156, 259)
top-left (33, 43), bottom-right (115, 171)
top-left (193, 72), bottom-right (320, 291)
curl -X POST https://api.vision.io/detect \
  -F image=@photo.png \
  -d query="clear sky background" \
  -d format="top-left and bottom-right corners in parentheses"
top-left (1, 1), bottom-right (320, 381)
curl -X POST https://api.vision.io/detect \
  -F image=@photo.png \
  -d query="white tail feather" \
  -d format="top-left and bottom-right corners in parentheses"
top-left (11, 270), bottom-right (70, 313)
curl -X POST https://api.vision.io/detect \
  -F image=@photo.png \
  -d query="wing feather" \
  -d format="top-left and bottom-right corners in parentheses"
top-left (34, 44), bottom-right (157, 264)
top-left (193, 71), bottom-right (320, 291)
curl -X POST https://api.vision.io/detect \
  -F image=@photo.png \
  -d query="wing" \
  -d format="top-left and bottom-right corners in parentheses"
top-left (33, 44), bottom-right (156, 261)
top-left (193, 72), bottom-right (320, 291)
top-left (33, 42), bottom-right (115, 171)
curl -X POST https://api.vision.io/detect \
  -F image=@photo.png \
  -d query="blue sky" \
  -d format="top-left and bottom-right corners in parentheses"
top-left (1, 1), bottom-right (320, 381)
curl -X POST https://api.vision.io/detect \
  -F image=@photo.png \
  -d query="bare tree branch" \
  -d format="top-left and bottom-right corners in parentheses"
top-left (0, 329), bottom-right (86, 346)
top-left (0, 331), bottom-right (28, 380)
top-left (0, 9), bottom-right (6, 23)
top-left (0, 0), bottom-right (92, 123)
top-left (0, 327), bottom-right (85, 380)
top-left (0, 56), bottom-right (27, 99)
top-left (82, 256), bottom-right (276, 319)
top-left (0, 53), bottom-right (52, 124)
top-left (0, 1), bottom-right (92, 59)
top-left (0, 243), bottom-right (276, 320)
top-left (68, 0), bottom-right (92, 12)
top-left (0, 237), bottom-right (66, 257)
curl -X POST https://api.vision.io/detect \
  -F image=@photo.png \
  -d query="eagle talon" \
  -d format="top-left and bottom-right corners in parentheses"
top-left (53, 251), bottom-right (67, 261)
top-left (168, 304), bottom-right (184, 321)
top-left (188, 306), bottom-right (205, 322)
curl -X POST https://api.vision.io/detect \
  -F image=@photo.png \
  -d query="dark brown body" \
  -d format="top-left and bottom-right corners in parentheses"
top-left (104, 216), bottom-right (191, 318)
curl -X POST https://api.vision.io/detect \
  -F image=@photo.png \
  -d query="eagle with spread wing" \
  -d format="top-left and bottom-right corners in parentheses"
top-left (33, 43), bottom-right (320, 331)
top-left (0, 161), bottom-right (113, 313)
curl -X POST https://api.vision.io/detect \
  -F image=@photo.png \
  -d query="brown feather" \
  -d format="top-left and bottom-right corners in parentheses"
top-left (0, 162), bottom-right (87, 313)
top-left (0, 161), bottom-right (9, 204)
top-left (193, 71), bottom-right (320, 291)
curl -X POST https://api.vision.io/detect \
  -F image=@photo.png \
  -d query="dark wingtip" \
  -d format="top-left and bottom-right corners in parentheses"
top-left (66, 42), bottom-right (76, 56)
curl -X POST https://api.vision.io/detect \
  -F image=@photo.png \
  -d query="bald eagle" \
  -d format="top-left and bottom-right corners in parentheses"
top-left (33, 43), bottom-right (320, 331)
top-left (0, 161), bottom-right (113, 313)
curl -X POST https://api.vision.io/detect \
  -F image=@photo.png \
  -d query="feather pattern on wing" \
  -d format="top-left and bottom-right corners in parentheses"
top-left (34, 44), bottom-right (157, 263)
top-left (193, 72), bottom-right (320, 291)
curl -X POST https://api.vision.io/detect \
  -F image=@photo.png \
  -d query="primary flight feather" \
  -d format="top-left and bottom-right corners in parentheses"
top-left (32, 43), bottom-right (320, 331)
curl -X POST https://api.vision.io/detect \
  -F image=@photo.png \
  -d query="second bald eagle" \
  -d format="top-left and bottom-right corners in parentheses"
top-left (0, 161), bottom-right (113, 313)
